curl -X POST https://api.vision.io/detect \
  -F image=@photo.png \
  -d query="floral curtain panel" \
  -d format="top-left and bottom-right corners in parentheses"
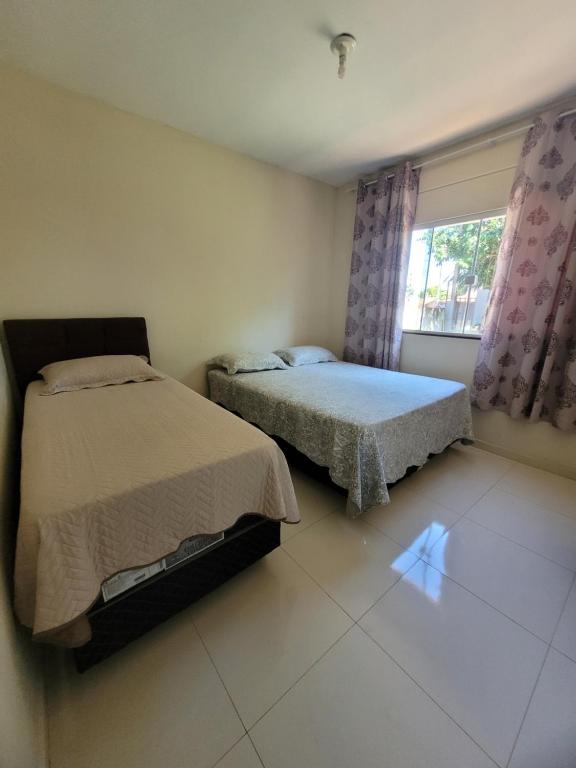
top-left (472, 108), bottom-right (576, 431)
top-left (343, 163), bottom-right (420, 370)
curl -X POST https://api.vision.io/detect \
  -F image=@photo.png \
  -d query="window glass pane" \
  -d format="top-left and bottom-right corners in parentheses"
top-left (403, 229), bottom-right (432, 331)
top-left (423, 220), bottom-right (481, 334)
top-left (462, 215), bottom-right (505, 334)
top-left (403, 214), bottom-right (505, 336)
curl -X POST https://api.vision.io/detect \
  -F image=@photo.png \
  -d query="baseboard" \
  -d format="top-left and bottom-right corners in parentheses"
top-left (474, 439), bottom-right (576, 481)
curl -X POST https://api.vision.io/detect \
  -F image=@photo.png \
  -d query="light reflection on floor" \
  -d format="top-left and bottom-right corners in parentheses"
top-left (392, 523), bottom-right (449, 603)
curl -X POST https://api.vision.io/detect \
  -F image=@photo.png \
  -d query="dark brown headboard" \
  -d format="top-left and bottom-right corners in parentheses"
top-left (3, 317), bottom-right (150, 400)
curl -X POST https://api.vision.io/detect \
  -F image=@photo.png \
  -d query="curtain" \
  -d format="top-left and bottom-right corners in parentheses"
top-left (472, 108), bottom-right (576, 431)
top-left (343, 162), bottom-right (420, 370)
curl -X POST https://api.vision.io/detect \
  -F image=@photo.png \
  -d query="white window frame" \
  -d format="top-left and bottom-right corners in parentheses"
top-left (403, 208), bottom-right (507, 340)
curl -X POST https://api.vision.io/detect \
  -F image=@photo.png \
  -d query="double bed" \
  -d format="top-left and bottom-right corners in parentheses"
top-left (209, 361), bottom-right (473, 516)
top-left (4, 318), bottom-right (299, 671)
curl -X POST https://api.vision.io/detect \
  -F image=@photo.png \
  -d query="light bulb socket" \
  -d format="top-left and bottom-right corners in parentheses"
top-left (330, 34), bottom-right (357, 79)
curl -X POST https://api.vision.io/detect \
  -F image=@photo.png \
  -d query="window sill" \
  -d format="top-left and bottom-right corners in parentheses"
top-left (402, 329), bottom-right (482, 341)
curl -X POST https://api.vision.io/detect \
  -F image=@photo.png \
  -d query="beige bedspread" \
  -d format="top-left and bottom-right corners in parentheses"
top-left (16, 377), bottom-right (299, 647)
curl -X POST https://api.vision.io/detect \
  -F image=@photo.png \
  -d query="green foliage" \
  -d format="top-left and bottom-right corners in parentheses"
top-left (415, 216), bottom-right (504, 290)
top-left (418, 284), bottom-right (447, 301)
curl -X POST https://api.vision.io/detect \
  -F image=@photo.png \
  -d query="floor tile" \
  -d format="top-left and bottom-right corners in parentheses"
top-left (552, 578), bottom-right (576, 662)
top-left (283, 513), bottom-right (417, 619)
top-left (192, 548), bottom-right (352, 728)
top-left (360, 561), bottom-right (547, 766)
top-left (466, 489), bottom-right (576, 570)
top-left (406, 468), bottom-right (492, 515)
top-left (251, 626), bottom-right (495, 768)
top-left (509, 649), bottom-right (576, 768)
top-left (403, 445), bottom-right (509, 513)
top-left (281, 467), bottom-right (343, 542)
top-left (424, 517), bottom-right (574, 641)
top-left (45, 613), bottom-right (244, 768)
top-left (495, 464), bottom-right (576, 520)
top-left (215, 737), bottom-right (263, 768)
top-left (364, 484), bottom-right (460, 557)
top-left (448, 443), bottom-right (513, 478)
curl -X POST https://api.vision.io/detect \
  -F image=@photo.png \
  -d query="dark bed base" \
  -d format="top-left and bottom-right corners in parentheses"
top-left (2, 317), bottom-right (282, 673)
top-left (75, 515), bottom-right (280, 672)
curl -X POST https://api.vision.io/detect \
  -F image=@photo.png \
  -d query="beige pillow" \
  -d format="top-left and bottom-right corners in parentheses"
top-left (39, 355), bottom-right (164, 395)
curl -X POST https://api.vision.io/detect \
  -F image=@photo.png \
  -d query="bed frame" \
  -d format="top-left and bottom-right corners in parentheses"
top-left (3, 317), bottom-right (280, 672)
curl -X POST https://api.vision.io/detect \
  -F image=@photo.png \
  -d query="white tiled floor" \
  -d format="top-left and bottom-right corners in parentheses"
top-left (553, 580), bottom-right (576, 662)
top-left (191, 547), bottom-right (351, 728)
top-left (283, 513), bottom-right (418, 619)
top-left (423, 517), bottom-right (573, 642)
top-left (45, 448), bottom-right (576, 768)
top-left (215, 737), bottom-right (263, 768)
top-left (360, 560), bottom-right (547, 766)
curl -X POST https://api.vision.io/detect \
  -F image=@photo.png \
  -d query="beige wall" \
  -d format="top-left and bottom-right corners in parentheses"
top-left (331, 132), bottom-right (576, 478)
top-left (0, 65), bottom-right (336, 394)
top-left (0, 352), bottom-right (46, 767)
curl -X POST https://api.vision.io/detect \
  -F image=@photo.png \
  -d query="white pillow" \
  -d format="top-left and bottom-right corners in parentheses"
top-left (208, 352), bottom-right (288, 375)
top-left (39, 355), bottom-right (164, 395)
top-left (275, 346), bottom-right (338, 367)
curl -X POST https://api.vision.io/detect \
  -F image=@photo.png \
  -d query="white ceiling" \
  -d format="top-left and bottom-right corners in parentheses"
top-left (1, 0), bottom-right (575, 186)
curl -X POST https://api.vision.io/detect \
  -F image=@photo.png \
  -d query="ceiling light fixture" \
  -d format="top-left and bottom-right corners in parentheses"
top-left (330, 33), bottom-right (357, 79)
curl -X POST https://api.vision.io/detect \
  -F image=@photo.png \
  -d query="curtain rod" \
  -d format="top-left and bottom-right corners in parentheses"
top-left (346, 107), bottom-right (576, 193)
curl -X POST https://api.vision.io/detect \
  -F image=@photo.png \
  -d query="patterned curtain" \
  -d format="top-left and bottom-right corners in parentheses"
top-left (343, 163), bottom-right (420, 370)
top-left (472, 108), bottom-right (576, 431)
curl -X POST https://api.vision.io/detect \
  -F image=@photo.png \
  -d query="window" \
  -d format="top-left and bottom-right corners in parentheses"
top-left (402, 213), bottom-right (506, 336)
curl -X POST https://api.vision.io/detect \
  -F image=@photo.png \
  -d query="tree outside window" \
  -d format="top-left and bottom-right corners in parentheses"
top-left (403, 214), bottom-right (505, 335)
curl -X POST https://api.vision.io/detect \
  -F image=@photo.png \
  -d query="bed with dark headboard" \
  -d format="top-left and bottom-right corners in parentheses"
top-left (4, 317), bottom-right (151, 401)
top-left (3, 317), bottom-right (284, 672)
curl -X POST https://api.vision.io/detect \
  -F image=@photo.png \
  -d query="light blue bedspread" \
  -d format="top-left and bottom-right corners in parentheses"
top-left (208, 362), bottom-right (473, 515)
